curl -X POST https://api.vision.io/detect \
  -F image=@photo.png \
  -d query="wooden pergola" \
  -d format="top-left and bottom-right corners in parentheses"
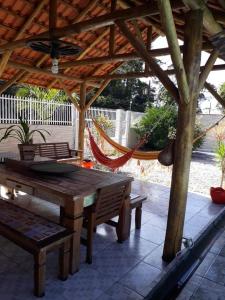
top-left (0, 0), bottom-right (225, 262)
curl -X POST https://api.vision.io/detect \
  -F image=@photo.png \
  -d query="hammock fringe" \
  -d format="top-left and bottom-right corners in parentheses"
top-left (92, 118), bottom-right (160, 160)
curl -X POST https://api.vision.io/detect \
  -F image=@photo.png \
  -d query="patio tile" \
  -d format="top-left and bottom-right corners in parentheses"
top-left (0, 252), bottom-right (20, 274)
top-left (195, 252), bottom-right (217, 276)
top-left (91, 247), bottom-right (140, 281)
top-left (120, 262), bottom-right (161, 297)
top-left (141, 211), bottom-right (167, 230)
top-left (143, 244), bottom-right (168, 270)
top-left (50, 266), bottom-right (117, 300)
top-left (135, 222), bottom-right (166, 245)
top-left (186, 193), bottom-right (210, 208)
top-left (130, 210), bottom-right (152, 231)
top-left (0, 264), bottom-right (36, 300)
top-left (97, 283), bottom-right (143, 300)
top-left (108, 233), bottom-right (158, 260)
top-left (0, 239), bottom-right (32, 266)
top-left (198, 203), bottom-right (224, 220)
top-left (204, 255), bottom-right (225, 285)
top-left (143, 202), bottom-right (168, 217)
top-left (219, 243), bottom-right (225, 257)
top-left (191, 278), bottom-right (225, 300)
top-left (186, 215), bottom-right (213, 229)
top-left (209, 232), bottom-right (225, 255)
top-left (176, 274), bottom-right (203, 300)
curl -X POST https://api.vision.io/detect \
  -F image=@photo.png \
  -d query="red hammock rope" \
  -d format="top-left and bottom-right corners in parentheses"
top-left (87, 127), bottom-right (141, 170)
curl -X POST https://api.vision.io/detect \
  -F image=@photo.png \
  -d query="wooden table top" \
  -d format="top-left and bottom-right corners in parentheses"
top-left (0, 164), bottom-right (133, 199)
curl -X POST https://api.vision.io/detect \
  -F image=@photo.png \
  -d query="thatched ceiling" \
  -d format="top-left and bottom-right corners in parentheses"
top-left (0, 0), bottom-right (224, 94)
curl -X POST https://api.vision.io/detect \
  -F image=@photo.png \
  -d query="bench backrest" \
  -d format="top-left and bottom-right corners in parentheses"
top-left (94, 182), bottom-right (129, 225)
top-left (0, 198), bottom-right (69, 246)
top-left (34, 142), bottom-right (71, 159)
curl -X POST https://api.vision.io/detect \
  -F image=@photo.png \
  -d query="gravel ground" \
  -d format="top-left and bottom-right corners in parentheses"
top-left (120, 152), bottom-right (221, 196)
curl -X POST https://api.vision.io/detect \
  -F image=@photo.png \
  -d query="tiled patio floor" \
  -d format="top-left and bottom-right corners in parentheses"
top-left (0, 180), bottom-right (224, 300)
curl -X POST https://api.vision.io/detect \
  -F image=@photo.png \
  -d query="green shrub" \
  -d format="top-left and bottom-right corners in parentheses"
top-left (134, 106), bottom-right (204, 151)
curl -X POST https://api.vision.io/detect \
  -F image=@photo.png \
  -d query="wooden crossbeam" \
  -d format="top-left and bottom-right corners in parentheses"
top-left (205, 82), bottom-right (225, 108)
top-left (158, 0), bottom-right (190, 104)
top-left (0, 71), bottom-right (26, 94)
top-left (50, 43), bottom-right (212, 69)
top-left (0, 4), bottom-right (175, 53)
top-left (82, 63), bottom-right (225, 81)
top-left (109, 0), bottom-right (117, 55)
top-left (58, 79), bottom-right (81, 112)
top-left (7, 60), bottom-right (100, 88)
top-left (116, 20), bottom-right (179, 103)
top-left (85, 80), bottom-right (111, 111)
top-left (198, 49), bottom-right (220, 93)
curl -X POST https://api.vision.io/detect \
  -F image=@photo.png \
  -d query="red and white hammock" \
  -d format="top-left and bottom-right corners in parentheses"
top-left (87, 127), bottom-right (142, 170)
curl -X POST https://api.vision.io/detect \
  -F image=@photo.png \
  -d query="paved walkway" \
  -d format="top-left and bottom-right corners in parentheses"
top-left (0, 180), bottom-right (224, 300)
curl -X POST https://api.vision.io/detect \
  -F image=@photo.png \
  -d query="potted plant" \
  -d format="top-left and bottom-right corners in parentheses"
top-left (0, 116), bottom-right (50, 161)
top-left (210, 136), bottom-right (225, 204)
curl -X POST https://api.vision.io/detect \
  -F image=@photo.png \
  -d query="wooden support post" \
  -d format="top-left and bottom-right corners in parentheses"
top-left (78, 83), bottom-right (86, 160)
top-left (158, 0), bottom-right (190, 104)
top-left (163, 10), bottom-right (203, 262)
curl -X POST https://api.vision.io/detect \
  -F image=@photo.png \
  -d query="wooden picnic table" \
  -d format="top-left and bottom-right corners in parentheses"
top-left (0, 163), bottom-right (133, 273)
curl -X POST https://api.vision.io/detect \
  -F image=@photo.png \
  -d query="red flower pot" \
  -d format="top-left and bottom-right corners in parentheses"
top-left (81, 160), bottom-right (94, 169)
top-left (210, 187), bottom-right (225, 204)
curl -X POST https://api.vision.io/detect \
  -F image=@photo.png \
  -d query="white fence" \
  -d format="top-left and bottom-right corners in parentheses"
top-left (0, 95), bottom-right (143, 151)
top-left (0, 95), bottom-right (72, 125)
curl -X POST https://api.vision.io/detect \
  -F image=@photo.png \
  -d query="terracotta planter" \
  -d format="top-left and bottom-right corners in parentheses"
top-left (81, 159), bottom-right (94, 169)
top-left (210, 187), bottom-right (225, 204)
top-left (18, 144), bottom-right (36, 161)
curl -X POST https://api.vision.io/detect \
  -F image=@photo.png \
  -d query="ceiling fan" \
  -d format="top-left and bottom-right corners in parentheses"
top-left (27, 0), bottom-right (82, 74)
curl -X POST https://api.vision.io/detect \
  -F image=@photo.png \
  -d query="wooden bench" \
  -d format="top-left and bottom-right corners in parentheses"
top-left (34, 142), bottom-right (82, 162)
top-left (130, 194), bottom-right (147, 229)
top-left (105, 193), bottom-right (147, 231)
top-left (0, 198), bottom-right (73, 297)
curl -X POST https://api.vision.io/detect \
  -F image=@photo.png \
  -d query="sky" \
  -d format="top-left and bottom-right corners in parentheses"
top-left (142, 37), bottom-right (225, 114)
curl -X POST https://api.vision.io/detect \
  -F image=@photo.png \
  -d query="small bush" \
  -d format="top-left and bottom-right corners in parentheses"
top-left (134, 106), bottom-right (204, 151)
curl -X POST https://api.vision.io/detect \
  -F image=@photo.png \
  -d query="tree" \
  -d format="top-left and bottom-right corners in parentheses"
top-left (88, 61), bottom-right (156, 112)
top-left (134, 105), bottom-right (205, 151)
top-left (16, 85), bottom-right (68, 103)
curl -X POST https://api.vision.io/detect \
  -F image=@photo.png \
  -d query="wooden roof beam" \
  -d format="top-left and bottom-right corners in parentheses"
top-left (84, 63), bottom-right (225, 81)
top-left (52, 43), bottom-right (212, 69)
top-left (7, 60), bottom-right (100, 88)
top-left (0, 71), bottom-right (26, 94)
top-left (116, 20), bottom-right (180, 103)
top-left (0, 3), bottom-right (181, 53)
